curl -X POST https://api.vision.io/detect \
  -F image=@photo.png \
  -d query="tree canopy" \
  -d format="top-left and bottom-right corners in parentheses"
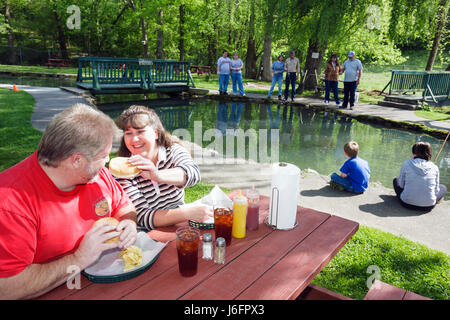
top-left (1, 0), bottom-right (448, 77)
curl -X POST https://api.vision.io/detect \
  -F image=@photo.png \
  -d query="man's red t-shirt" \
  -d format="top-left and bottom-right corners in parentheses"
top-left (0, 152), bottom-right (131, 278)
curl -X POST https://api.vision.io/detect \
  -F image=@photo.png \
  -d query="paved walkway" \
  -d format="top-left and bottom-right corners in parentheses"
top-left (1, 84), bottom-right (449, 254)
top-left (0, 84), bottom-right (93, 132)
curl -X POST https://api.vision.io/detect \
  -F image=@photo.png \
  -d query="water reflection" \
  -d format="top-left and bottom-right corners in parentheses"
top-left (216, 102), bottom-right (244, 136)
top-left (99, 98), bottom-right (449, 197)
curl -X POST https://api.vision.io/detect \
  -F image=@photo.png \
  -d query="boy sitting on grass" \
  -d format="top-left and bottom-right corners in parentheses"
top-left (330, 141), bottom-right (371, 194)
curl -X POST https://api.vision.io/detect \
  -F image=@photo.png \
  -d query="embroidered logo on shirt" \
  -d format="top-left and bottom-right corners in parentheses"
top-left (94, 197), bottom-right (111, 216)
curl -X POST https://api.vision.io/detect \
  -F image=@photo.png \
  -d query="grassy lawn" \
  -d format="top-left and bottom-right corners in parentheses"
top-left (0, 88), bottom-right (42, 171)
top-left (415, 106), bottom-right (450, 122)
top-left (1, 82), bottom-right (449, 301)
top-left (0, 64), bottom-right (78, 75)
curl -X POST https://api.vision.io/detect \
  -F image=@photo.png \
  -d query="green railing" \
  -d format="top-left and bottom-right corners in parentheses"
top-left (76, 57), bottom-right (195, 92)
top-left (381, 70), bottom-right (450, 103)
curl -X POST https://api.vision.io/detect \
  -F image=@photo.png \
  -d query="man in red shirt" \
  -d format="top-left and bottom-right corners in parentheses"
top-left (0, 104), bottom-right (137, 299)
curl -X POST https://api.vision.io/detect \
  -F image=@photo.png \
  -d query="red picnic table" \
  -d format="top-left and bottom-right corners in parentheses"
top-left (38, 195), bottom-right (359, 300)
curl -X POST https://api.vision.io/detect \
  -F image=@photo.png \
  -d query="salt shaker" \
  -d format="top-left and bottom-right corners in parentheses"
top-left (214, 237), bottom-right (226, 264)
top-left (202, 233), bottom-right (213, 260)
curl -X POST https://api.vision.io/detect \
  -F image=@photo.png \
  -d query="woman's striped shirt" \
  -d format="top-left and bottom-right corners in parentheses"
top-left (115, 143), bottom-right (200, 231)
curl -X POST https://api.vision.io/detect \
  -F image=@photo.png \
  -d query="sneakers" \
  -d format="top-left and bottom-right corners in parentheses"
top-left (278, 96), bottom-right (282, 101)
top-left (324, 101), bottom-right (329, 106)
top-left (336, 102), bottom-right (341, 107)
top-left (330, 180), bottom-right (345, 191)
top-left (350, 105), bottom-right (354, 110)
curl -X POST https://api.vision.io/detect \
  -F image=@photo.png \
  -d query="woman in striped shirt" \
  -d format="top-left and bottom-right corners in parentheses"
top-left (114, 105), bottom-right (213, 231)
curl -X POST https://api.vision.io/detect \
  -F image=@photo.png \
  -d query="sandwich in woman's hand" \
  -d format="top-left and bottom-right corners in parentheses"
top-left (108, 157), bottom-right (141, 179)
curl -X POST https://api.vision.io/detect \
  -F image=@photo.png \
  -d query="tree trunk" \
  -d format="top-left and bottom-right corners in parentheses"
top-left (245, 0), bottom-right (257, 79)
top-left (4, 0), bottom-right (16, 64)
top-left (98, 4), bottom-right (129, 54)
top-left (141, 18), bottom-right (149, 58)
top-left (446, 64), bottom-right (450, 71)
top-left (262, 36), bottom-right (273, 81)
top-left (425, 0), bottom-right (448, 71)
top-left (303, 39), bottom-right (328, 91)
top-left (53, 8), bottom-right (69, 60)
top-left (179, 5), bottom-right (185, 61)
top-left (156, 10), bottom-right (165, 59)
top-left (261, 1), bottom-right (275, 82)
top-left (127, 0), bottom-right (148, 57)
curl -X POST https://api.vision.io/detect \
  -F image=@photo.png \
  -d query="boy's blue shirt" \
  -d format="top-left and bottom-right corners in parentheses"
top-left (340, 156), bottom-right (371, 193)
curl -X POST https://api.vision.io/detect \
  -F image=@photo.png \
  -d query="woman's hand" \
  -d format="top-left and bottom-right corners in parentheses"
top-left (129, 155), bottom-right (160, 182)
top-left (185, 205), bottom-right (213, 222)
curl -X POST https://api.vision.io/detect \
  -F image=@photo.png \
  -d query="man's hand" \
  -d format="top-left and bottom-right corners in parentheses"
top-left (356, 79), bottom-right (360, 85)
top-left (116, 219), bottom-right (137, 249)
top-left (74, 222), bottom-right (120, 269)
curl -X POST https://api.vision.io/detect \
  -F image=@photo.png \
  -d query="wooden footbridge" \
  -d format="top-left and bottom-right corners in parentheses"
top-left (76, 57), bottom-right (196, 94)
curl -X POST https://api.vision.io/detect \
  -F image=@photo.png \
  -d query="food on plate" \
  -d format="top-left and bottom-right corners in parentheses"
top-left (108, 157), bottom-right (141, 179)
top-left (119, 245), bottom-right (143, 272)
top-left (93, 217), bottom-right (121, 243)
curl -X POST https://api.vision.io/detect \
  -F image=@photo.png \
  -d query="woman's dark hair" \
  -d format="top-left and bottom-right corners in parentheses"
top-left (412, 142), bottom-right (432, 161)
top-left (328, 54), bottom-right (339, 65)
top-left (116, 105), bottom-right (180, 157)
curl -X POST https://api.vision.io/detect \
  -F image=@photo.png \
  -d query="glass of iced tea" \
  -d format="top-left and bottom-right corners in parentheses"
top-left (176, 226), bottom-right (200, 277)
top-left (214, 206), bottom-right (233, 246)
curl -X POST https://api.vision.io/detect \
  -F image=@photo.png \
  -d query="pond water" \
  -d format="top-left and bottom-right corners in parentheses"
top-left (98, 98), bottom-right (449, 197)
top-left (0, 74), bottom-right (76, 88)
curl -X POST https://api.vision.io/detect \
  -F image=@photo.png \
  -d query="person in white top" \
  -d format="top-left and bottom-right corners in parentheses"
top-left (393, 141), bottom-right (447, 212)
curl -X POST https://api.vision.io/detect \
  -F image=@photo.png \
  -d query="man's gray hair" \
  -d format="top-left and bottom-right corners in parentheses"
top-left (37, 103), bottom-right (118, 167)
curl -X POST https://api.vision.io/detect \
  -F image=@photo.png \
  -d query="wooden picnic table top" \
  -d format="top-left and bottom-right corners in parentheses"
top-left (38, 194), bottom-right (358, 300)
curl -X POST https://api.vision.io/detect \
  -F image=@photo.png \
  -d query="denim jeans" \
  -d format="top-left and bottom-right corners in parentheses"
top-left (284, 72), bottom-right (297, 100)
top-left (393, 178), bottom-right (447, 212)
top-left (331, 173), bottom-right (360, 193)
top-left (268, 73), bottom-right (283, 97)
top-left (343, 81), bottom-right (357, 107)
top-left (231, 72), bottom-right (245, 95)
top-left (325, 80), bottom-right (340, 104)
top-left (218, 74), bottom-right (229, 93)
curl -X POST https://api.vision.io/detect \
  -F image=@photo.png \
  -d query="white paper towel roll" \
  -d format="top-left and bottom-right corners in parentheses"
top-left (268, 162), bottom-right (300, 229)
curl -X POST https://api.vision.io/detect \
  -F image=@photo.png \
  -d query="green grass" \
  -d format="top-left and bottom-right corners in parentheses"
top-left (0, 88), bottom-right (42, 171)
top-left (415, 106), bottom-right (450, 122)
top-left (0, 64), bottom-right (78, 75)
top-left (1, 88), bottom-right (449, 300)
top-left (311, 226), bottom-right (450, 300)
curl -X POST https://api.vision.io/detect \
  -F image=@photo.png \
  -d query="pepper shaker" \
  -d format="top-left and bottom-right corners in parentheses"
top-left (202, 233), bottom-right (213, 260)
top-left (214, 237), bottom-right (226, 264)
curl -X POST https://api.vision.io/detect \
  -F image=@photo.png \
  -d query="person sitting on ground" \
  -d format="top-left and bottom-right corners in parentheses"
top-left (114, 105), bottom-right (213, 231)
top-left (393, 142), bottom-right (447, 212)
top-left (0, 104), bottom-right (137, 300)
top-left (330, 141), bottom-right (371, 194)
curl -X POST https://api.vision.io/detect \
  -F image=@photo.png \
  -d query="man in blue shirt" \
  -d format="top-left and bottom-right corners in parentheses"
top-left (330, 141), bottom-right (370, 193)
top-left (217, 50), bottom-right (231, 95)
top-left (340, 51), bottom-right (363, 110)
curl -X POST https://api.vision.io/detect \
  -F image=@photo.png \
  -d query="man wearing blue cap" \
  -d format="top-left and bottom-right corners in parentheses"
top-left (340, 51), bottom-right (363, 110)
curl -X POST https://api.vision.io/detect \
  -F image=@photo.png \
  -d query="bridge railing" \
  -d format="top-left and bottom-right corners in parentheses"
top-left (76, 57), bottom-right (195, 91)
